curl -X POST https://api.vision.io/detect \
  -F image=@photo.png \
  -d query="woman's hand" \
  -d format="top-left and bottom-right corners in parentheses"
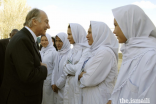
top-left (107, 100), bottom-right (111, 104)
top-left (51, 85), bottom-right (54, 90)
top-left (78, 72), bottom-right (86, 80)
top-left (52, 84), bottom-right (59, 93)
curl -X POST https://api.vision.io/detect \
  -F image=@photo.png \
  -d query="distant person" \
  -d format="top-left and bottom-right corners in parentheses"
top-left (0, 29), bottom-right (18, 87)
top-left (52, 32), bottom-right (71, 104)
top-left (52, 37), bottom-right (58, 51)
top-left (40, 33), bottom-right (57, 104)
top-left (0, 8), bottom-right (50, 104)
top-left (9, 29), bottom-right (19, 39)
top-left (110, 5), bottom-right (156, 104)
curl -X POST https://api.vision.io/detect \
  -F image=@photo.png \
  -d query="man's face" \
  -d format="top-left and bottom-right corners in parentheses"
top-left (35, 11), bottom-right (50, 36)
top-left (55, 36), bottom-right (63, 50)
top-left (67, 28), bottom-right (75, 44)
top-left (41, 36), bottom-right (49, 48)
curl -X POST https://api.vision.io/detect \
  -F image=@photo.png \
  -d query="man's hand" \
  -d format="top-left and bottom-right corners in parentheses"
top-left (78, 72), bottom-right (86, 80)
top-left (40, 62), bottom-right (47, 68)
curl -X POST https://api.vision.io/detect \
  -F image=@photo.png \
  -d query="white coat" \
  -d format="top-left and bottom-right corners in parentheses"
top-left (63, 23), bottom-right (90, 104)
top-left (40, 33), bottom-right (57, 104)
top-left (80, 21), bottom-right (118, 104)
top-left (52, 32), bottom-right (71, 104)
top-left (111, 5), bottom-right (156, 104)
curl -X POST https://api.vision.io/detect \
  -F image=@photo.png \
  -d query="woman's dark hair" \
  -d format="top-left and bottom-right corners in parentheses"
top-left (52, 37), bottom-right (58, 51)
top-left (41, 35), bottom-right (46, 38)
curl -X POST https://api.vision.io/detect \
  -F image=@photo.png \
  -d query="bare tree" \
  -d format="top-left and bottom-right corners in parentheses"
top-left (0, 0), bottom-right (31, 39)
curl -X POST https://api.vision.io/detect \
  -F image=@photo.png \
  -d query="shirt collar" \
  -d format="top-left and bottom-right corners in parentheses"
top-left (25, 26), bottom-right (37, 42)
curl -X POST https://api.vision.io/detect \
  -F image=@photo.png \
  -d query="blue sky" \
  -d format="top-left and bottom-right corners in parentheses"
top-left (27, 0), bottom-right (156, 36)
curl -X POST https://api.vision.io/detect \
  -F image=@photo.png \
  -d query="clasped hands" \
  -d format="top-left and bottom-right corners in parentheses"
top-left (52, 85), bottom-right (59, 93)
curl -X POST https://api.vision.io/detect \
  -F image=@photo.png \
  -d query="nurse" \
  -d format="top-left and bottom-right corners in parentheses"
top-left (52, 32), bottom-right (71, 104)
top-left (40, 33), bottom-right (57, 104)
top-left (79, 21), bottom-right (118, 104)
top-left (63, 23), bottom-right (90, 104)
top-left (110, 5), bottom-right (156, 104)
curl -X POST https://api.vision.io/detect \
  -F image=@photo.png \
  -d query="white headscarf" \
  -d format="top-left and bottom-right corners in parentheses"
top-left (68, 23), bottom-right (90, 64)
top-left (112, 4), bottom-right (156, 62)
top-left (111, 4), bottom-right (156, 98)
top-left (40, 33), bottom-right (56, 59)
top-left (53, 32), bottom-right (71, 84)
top-left (70, 23), bottom-right (89, 48)
top-left (90, 21), bottom-right (119, 60)
top-left (57, 32), bottom-right (71, 54)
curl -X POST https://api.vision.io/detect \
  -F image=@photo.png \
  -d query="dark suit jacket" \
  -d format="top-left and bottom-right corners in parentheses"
top-left (0, 38), bottom-right (9, 87)
top-left (0, 27), bottom-right (47, 104)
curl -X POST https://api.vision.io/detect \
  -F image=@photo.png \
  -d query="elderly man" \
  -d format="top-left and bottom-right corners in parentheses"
top-left (0, 8), bottom-right (50, 104)
top-left (0, 29), bottom-right (18, 87)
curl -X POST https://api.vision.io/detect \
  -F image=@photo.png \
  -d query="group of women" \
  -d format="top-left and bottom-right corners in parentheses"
top-left (39, 4), bottom-right (156, 104)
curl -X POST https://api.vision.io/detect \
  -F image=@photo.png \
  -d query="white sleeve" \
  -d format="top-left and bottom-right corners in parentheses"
top-left (64, 48), bottom-right (90, 75)
top-left (51, 51), bottom-right (58, 85)
top-left (56, 70), bottom-right (67, 89)
top-left (80, 50), bottom-right (113, 87)
top-left (51, 64), bottom-right (56, 85)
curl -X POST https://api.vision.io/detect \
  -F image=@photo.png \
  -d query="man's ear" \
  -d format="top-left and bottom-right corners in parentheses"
top-left (9, 33), bottom-right (11, 36)
top-left (32, 19), bottom-right (38, 26)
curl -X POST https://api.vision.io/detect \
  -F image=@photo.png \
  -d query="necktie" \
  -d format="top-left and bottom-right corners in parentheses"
top-left (36, 41), bottom-right (39, 50)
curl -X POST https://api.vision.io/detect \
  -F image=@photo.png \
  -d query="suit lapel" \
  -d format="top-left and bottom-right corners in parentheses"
top-left (33, 43), bottom-right (41, 61)
top-left (21, 27), bottom-right (41, 61)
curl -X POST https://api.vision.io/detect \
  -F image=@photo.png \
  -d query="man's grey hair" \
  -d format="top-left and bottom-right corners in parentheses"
top-left (24, 8), bottom-right (41, 27)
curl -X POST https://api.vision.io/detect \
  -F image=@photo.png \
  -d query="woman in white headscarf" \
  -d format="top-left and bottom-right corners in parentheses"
top-left (40, 33), bottom-right (57, 104)
top-left (51, 32), bottom-right (71, 104)
top-left (110, 5), bottom-right (156, 104)
top-left (63, 23), bottom-right (90, 104)
top-left (78, 21), bottom-right (118, 104)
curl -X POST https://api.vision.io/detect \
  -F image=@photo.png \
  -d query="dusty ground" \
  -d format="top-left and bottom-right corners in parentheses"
top-left (117, 53), bottom-right (122, 72)
top-left (118, 59), bottom-right (122, 72)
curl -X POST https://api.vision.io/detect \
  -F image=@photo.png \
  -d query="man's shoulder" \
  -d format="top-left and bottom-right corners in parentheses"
top-left (12, 32), bottom-right (28, 42)
top-left (7, 32), bottom-right (31, 49)
top-left (11, 28), bottom-right (31, 42)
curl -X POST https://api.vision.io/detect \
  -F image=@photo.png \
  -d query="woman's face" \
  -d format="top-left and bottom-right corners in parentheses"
top-left (86, 26), bottom-right (93, 45)
top-left (113, 19), bottom-right (127, 43)
top-left (55, 36), bottom-right (63, 50)
top-left (67, 28), bottom-right (75, 44)
top-left (41, 36), bottom-right (49, 48)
